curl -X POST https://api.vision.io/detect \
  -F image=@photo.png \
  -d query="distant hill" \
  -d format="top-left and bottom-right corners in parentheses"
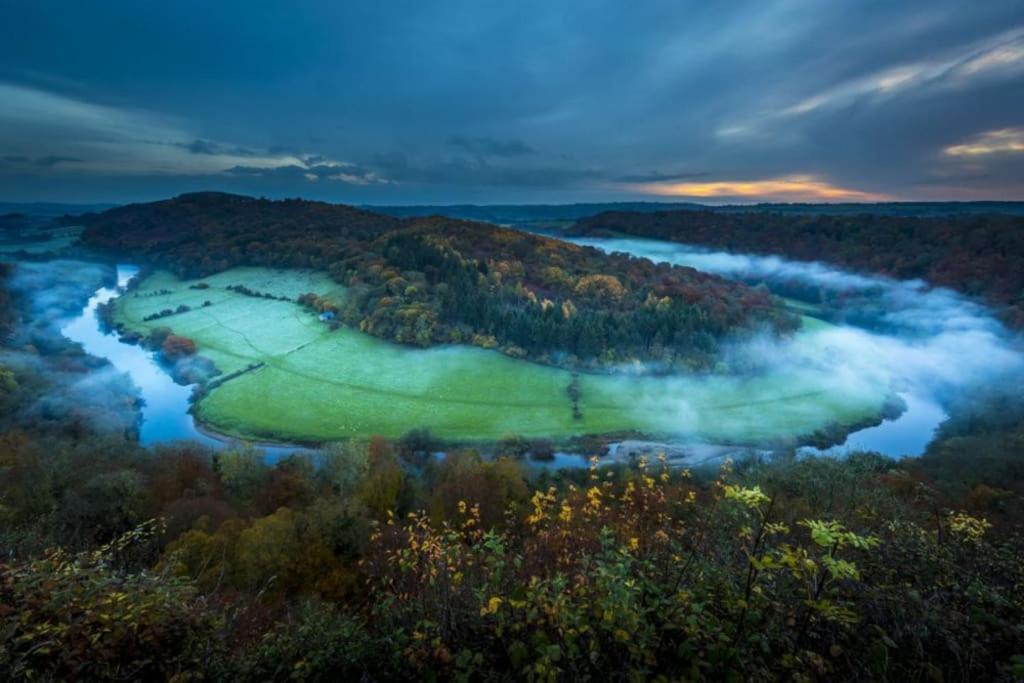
top-left (81, 191), bottom-right (400, 253)
top-left (366, 202), bottom-right (707, 224)
top-left (0, 201), bottom-right (117, 219)
top-left (367, 201), bottom-right (1024, 224)
top-left (10, 198), bottom-right (1024, 226)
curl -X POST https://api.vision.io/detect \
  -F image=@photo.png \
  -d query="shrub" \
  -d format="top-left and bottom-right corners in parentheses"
top-left (161, 334), bottom-right (197, 360)
top-left (213, 601), bottom-right (393, 681)
top-left (0, 522), bottom-right (220, 681)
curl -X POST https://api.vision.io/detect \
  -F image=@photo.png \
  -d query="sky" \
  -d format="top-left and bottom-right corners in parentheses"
top-left (1, 0), bottom-right (1023, 205)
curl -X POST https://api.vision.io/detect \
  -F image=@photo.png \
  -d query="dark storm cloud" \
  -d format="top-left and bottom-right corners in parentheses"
top-left (0, 0), bottom-right (1022, 203)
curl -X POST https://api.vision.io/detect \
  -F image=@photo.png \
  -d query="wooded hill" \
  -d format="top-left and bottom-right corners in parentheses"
top-left (80, 193), bottom-right (795, 369)
top-left (571, 209), bottom-right (1024, 327)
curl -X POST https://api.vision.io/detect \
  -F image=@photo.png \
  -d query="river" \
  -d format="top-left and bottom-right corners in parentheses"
top-left (60, 264), bottom-right (301, 459)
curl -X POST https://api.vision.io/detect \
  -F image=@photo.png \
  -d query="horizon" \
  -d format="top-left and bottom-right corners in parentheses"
top-left (5, 191), bottom-right (1024, 214)
top-left (2, 1), bottom-right (1024, 204)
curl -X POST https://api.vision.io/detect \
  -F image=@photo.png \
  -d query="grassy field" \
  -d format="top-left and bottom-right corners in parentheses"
top-left (115, 268), bottom-right (888, 443)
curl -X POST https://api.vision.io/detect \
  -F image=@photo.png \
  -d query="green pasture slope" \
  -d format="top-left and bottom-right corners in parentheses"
top-left (115, 268), bottom-right (888, 443)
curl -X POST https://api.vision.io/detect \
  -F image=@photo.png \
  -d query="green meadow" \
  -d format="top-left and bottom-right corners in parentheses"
top-left (115, 268), bottom-right (888, 443)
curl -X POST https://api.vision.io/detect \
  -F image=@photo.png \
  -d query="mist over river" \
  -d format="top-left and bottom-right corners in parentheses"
top-left (568, 235), bottom-right (1024, 458)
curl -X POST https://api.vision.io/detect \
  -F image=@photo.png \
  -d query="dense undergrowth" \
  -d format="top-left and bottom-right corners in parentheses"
top-left (2, 430), bottom-right (1023, 681)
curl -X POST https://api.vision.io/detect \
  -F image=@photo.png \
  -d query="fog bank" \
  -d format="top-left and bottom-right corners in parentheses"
top-left (570, 236), bottom-right (1024, 455)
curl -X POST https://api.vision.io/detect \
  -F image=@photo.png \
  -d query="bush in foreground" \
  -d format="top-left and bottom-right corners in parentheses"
top-left (2, 451), bottom-right (1023, 681)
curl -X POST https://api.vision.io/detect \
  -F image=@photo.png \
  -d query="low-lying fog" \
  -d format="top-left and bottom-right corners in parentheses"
top-left (1, 260), bottom-right (140, 435)
top-left (570, 236), bottom-right (1024, 456)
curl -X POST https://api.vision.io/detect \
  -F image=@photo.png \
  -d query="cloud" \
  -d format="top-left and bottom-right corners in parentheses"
top-left (627, 174), bottom-right (888, 201)
top-left (0, 82), bottom-right (349, 180)
top-left (613, 170), bottom-right (708, 183)
top-left (1, 154), bottom-right (83, 167)
top-left (448, 136), bottom-right (534, 157)
top-left (0, 82), bottom-right (234, 176)
top-left (181, 139), bottom-right (258, 157)
top-left (716, 25), bottom-right (1024, 158)
top-left (1, 3), bottom-right (1022, 202)
top-left (34, 155), bottom-right (84, 167)
top-left (225, 161), bottom-right (389, 185)
top-left (944, 127), bottom-right (1024, 156)
top-left (780, 28), bottom-right (1024, 118)
top-left (372, 150), bottom-right (601, 188)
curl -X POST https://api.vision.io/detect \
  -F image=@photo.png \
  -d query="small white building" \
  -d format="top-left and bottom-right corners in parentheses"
top-left (319, 311), bottom-right (336, 322)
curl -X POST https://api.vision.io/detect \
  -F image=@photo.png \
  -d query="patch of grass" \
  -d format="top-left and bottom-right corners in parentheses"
top-left (115, 268), bottom-right (347, 375)
top-left (115, 268), bottom-right (887, 442)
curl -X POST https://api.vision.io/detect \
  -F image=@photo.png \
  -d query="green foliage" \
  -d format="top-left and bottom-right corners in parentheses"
top-left (0, 365), bottom-right (16, 395)
top-left (318, 441), bottom-right (369, 497)
top-left (360, 456), bottom-right (1024, 680)
top-left (214, 602), bottom-right (391, 681)
top-left (161, 499), bottom-right (363, 600)
top-left (357, 437), bottom-right (409, 520)
top-left (0, 522), bottom-right (220, 681)
top-left (2, 422), bottom-right (1024, 680)
top-left (216, 445), bottom-right (270, 504)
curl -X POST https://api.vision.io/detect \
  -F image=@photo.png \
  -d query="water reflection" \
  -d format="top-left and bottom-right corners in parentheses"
top-left (800, 392), bottom-right (945, 458)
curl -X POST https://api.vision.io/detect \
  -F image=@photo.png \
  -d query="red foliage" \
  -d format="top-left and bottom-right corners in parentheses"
top-left (161, 334), bottom-right (197, 360)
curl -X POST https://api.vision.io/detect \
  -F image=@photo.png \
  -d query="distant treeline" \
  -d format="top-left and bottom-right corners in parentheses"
top-left (367, 200), bottom-right (1024, 224)
top-left (571, 210), bottom-right (1024, 327)
top-left (79, 192), bottom-right (795, 369)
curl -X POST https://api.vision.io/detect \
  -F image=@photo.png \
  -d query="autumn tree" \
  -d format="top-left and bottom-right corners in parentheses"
top-left (357, 436), bottom-right (407, 520)
top-left (161, 334), bottom-right (197, 361)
